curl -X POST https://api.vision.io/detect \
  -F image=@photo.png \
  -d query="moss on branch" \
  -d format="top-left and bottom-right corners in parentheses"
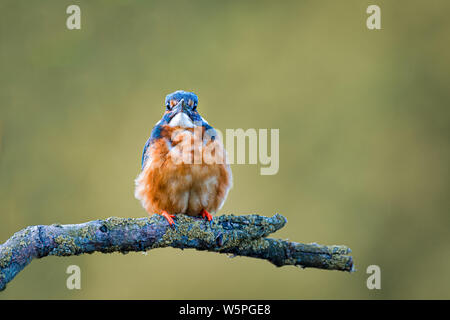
top-left (0, 213), bottom-right (354, 291)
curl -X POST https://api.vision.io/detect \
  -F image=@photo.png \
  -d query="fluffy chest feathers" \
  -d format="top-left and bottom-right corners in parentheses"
top-left (135, 126), bottom-right (232, 216)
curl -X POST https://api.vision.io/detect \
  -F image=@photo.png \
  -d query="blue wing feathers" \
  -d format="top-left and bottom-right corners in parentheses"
top-left (141, 124), bottom-right (166, 170)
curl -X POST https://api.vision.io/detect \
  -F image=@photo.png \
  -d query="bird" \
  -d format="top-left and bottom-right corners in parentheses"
top-left (135, 90), bottom-right (232, 226)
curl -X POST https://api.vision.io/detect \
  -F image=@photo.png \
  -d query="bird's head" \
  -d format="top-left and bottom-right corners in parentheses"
top-left (161, 90), bottom-right (203, 128)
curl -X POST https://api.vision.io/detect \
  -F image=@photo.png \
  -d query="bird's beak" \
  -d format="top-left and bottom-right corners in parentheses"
top-left (166, 98), bottom-right (196, 127)
top-left (172, 99), bottom-right (186, 114)
top-left (172, 98), bottom-right (193, 119)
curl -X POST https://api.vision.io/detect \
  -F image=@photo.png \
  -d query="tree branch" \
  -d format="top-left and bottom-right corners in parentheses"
top-left (0, 214), bottom-right (354, 291)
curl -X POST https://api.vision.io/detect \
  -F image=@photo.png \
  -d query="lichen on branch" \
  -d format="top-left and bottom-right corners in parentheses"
top-left (0, 213), bottom-right (354, 291)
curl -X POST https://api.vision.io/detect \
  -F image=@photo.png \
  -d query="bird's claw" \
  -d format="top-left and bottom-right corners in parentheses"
top-left (201, 209), bottom-right (213, 226)
top-left (161, 211), bottom-right (177, 228)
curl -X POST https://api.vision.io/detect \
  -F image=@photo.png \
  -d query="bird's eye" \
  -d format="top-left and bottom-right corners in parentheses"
top-left (166, 99), bottom-right (178, 111)
top-left (192, 102), bottom-right (197, 111)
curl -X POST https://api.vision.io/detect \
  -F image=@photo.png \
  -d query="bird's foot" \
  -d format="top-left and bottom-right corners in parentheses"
top-left (201, 209), bottom-right (213, 222)
top-left (160, 211), bottom-right (176, 227)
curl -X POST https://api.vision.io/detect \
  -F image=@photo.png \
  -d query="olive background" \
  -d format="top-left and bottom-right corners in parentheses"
top-left (1, 0), bottom-right (449, 299)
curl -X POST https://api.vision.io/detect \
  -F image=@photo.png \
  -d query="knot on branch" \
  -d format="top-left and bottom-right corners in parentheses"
top-left (155, 213), bottom-right (286, 251)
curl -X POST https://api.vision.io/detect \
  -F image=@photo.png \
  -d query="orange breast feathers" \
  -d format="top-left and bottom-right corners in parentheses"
top-left (134, 126), bottom-right (232, 217)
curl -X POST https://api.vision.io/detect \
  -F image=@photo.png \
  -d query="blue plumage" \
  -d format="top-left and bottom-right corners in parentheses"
top-left (165, 90), bottom-right (198, 108)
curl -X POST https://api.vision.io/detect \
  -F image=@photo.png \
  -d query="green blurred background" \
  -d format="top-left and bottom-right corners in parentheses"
top-left (1, 0), bottom-right (449, 299)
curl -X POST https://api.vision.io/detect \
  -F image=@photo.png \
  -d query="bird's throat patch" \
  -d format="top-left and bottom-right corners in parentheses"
top-left (168, 112), bottom-right (195, 128)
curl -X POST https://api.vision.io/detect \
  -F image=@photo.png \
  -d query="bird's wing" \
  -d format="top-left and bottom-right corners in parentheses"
top-left (141, 124), bottom-right (166, 170)
top-left (141, 137), bottom-right (152, 170)
top-left (202, 121), bottom-right (218, 142)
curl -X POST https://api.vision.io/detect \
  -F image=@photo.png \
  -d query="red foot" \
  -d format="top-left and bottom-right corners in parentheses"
top-left (201, 209), bottom-right (213, 222)
top-left (160, 211), bottom-right (176, 226)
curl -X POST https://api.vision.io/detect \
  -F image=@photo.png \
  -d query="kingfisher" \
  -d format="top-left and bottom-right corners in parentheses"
top-left (135, 90), bottom-right (232, 225)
